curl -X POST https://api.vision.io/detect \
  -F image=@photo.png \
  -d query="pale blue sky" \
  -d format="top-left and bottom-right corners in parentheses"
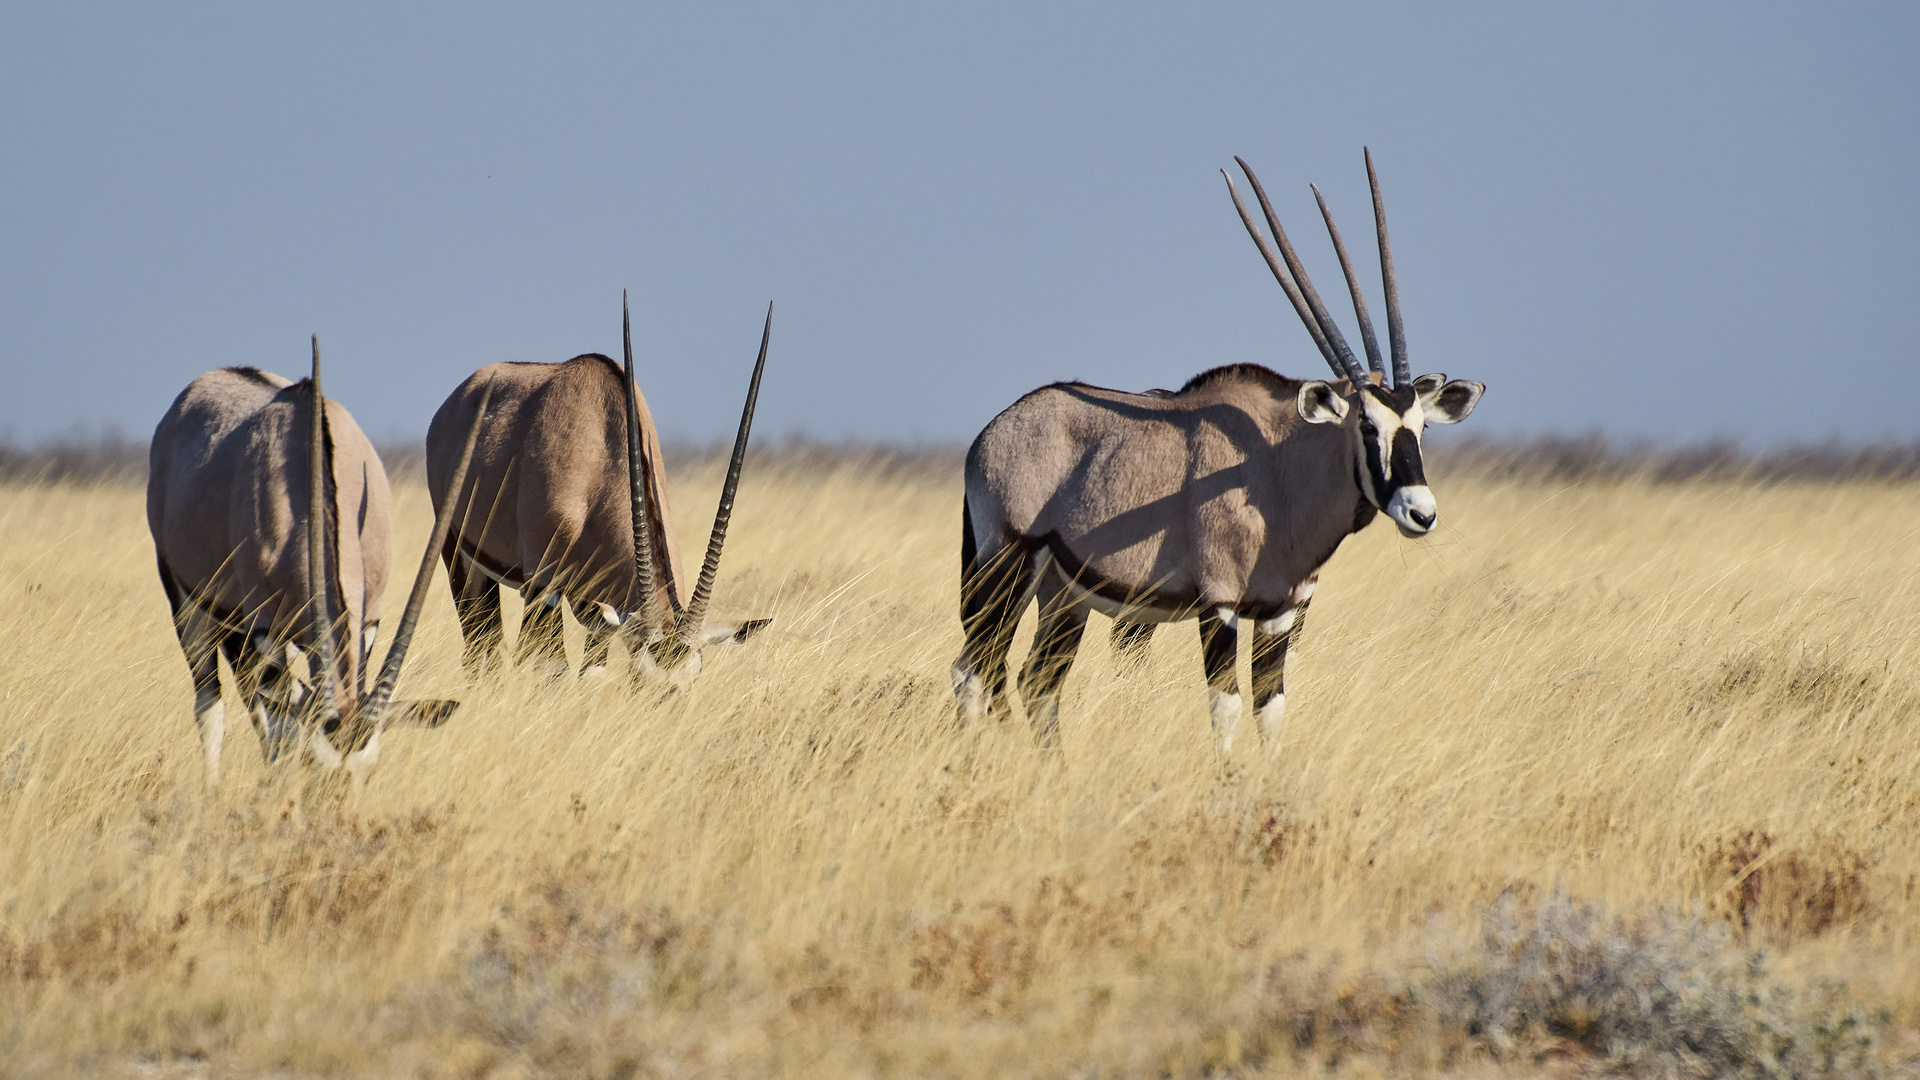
top-left (2, 3), bottom-right (1914, 446)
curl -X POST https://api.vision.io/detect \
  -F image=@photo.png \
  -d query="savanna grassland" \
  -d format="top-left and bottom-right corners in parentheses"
top-left (3, 454), bottom-right (1919, 1078)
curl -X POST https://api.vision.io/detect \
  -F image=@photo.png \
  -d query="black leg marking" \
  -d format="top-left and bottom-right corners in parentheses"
top-left (1018, 585), bottom-right (1088, 749)
top-left (1250, 624), bottom-right (1290, 714)
top-left (1198, 612), bottom-right (1239, 696)
top-left (445, 536), bottom-right (503, 673)
top-left (233, 631), bottom-right (302, 762)
top-left (515, 588), bottom-right (569, 673)
top-left (955, 531), bottom-right (1037, 722)
top-left (1110, 621), bottom-right (1156, 674)
top-left (158, 557), bottom-right (221, 692)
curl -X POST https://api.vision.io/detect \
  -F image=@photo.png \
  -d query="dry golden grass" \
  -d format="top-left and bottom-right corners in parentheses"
top-left (2, 461), bottom-right (1918, 1078)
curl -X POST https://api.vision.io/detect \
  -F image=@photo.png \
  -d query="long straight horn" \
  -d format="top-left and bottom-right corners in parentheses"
top-left (1365, 148), bottom-right (1409, 387)
top-left (1223, 170), bottom-right (1341, 377)
top-left (622, 291), bottom-right (657, 637)
top-left (307, 335), bottom-right (337, 721)
top-left (1234, 157), bottom-right (1369, 386)
top-left (678, 304), bottom-right (771, 644)
top-left (1311, 183), bottom-right (1385, 378)
top-left (362, 386), bottom-right (492, 724)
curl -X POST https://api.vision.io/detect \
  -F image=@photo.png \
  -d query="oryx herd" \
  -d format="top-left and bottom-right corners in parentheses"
top-left (147, 151), bottom-right (1481, 787)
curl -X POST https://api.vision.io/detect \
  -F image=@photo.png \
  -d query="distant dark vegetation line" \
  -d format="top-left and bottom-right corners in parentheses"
top-left (7, 431), bottom-right (1920, 486)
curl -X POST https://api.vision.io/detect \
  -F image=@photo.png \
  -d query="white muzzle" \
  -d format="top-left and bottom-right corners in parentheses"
top-left (1385, 485), bottom-right (1438, 537)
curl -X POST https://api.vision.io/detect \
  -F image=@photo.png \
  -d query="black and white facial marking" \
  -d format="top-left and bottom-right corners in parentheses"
top-left (588, 602), bottom-right (772, 688)
top-left (1345, 374), bottom-right (1482, 538)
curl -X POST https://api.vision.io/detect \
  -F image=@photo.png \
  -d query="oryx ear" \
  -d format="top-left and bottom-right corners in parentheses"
top-left (1418, 377), bottom-right (1484, 424)
top-left (1297, 381), bottom-right (1349, 425)
top-left (386, 699), bottom-right (460, 728)
top-left (701, 618), bottom-right (772, 647)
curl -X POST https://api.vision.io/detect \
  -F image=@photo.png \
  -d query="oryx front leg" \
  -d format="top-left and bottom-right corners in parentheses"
top-left (237, 632), bottom-right (304, 766)
top-left (1249, 577), bottom-right (1317, 752)
top-left (1251, 614), bottom-right (1296, 753)
top-left (1199, 608), bottom-right (1241, 753)
top-left (1018, 587), bottom-right (1087, 750)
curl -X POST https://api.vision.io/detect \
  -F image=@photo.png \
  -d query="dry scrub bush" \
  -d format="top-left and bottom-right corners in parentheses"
top-left (2, 459), bottom-right (1920, 1078)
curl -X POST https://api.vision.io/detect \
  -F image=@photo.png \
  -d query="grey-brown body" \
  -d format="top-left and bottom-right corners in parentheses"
top-left (149, 367), bottom-right (390, 784)
top-left (952, 152), bottom-right (1483, 751)
top-left (427, 353), bottom-right (766, 682)
top-left (968, 365), bottom-right (1362, 623)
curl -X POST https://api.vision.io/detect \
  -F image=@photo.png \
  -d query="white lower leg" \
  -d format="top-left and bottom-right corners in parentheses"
top-left (194, 692), bottom-right (225, 787)
top-left (1257, 693), bottom-right (1286, 750)
top-left (952, 659), bottom-right (987, 722)
top-left (1210, 689), bottom-right (1243, 753)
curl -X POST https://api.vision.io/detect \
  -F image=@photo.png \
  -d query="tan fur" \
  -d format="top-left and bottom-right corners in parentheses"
top-left (968, 366), bottom-right (1364, 614)
top-left (148, 367), bottom-right (390, 706)
top-left (425, 354), bottom-right (688, 627)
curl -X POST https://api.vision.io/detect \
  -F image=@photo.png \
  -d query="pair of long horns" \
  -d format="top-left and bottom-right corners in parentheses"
top-left (621, 293), bottom-right (771, 647)
top-left (1223, 149), bottom-right (1410, 388)
top-left (307, 336), bottom-right (489, 732)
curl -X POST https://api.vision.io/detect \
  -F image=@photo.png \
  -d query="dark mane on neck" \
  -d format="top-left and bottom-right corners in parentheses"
top-left (1177, 363), bottom-right (1301, 395)
top-left (226, 365), bottom-right (279, 387)
top-left (572, 353), bottom-right (622, 379)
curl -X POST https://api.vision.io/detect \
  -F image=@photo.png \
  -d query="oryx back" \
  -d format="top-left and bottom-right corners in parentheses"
top-left (148, 365), bottom-right (392, 783)
top-left (967, 365), bottom-right (1362, 623)
top-left (952, 151), bottom-right (1484, 753)
top-left (428, 314), bottom-right (775, 688)
top-left (427, 355), bottom-right (689, 625)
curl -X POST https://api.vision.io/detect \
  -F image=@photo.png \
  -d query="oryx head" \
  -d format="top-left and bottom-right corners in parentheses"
top-left (1225, 150), bottom-right (1484, 537)
top-left (290, 336), bottom-right (488, 784)
top-left (613, 295), bottom-right (773, 686)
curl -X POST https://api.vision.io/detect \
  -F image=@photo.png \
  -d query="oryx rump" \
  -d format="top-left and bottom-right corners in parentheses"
top-left (148, 342), bottom-right (487, 787)
top-left (426, 298), bottom-right (772, 684)
top-left (952, 151), bottom-right (1484, 751)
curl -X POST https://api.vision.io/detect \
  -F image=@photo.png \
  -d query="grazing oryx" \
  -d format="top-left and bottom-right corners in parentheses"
top-left (425, 297), bottom-right (772, 684)
top-left (952, 151), bottom-right (1484, 751)
top-left (148, 341), bottom-right (489, 787)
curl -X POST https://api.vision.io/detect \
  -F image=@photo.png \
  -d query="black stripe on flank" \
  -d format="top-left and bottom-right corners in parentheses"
top-left (458, 535), bottom-right (526, 589)
top-left (1034, 532), bottom-right (1295, 622)
top-left (1038, 532), bottom-right (1200, 614)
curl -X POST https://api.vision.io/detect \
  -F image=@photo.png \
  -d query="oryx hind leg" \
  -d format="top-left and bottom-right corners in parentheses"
top-left (161, 558), bottom-right (228, 788)
top-left (952, 511), bottom-right (1038, 725)
top-left (1018, 578), bottom-right (1087, 750)
top-left (515, 586), bottom-right (570, 678)
top-left (445, 536), bottom-right (503, 674)
top-left (1199, 610), bottom-right (1242, 753)
top-left (1110, 621), bottom-right (1156, 674)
